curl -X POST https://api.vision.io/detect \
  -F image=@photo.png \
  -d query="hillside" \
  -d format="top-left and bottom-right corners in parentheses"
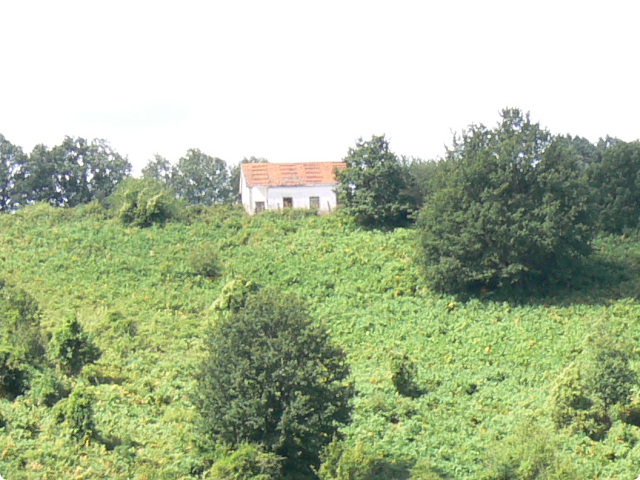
top-left (1, 203), bottom-right (640, 479)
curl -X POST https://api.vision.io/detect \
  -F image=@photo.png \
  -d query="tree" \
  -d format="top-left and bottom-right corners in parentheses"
top-left (172, 148), bottom-right (233, 205)
top-left (12, 137), bottom-right (130, 208)
top-left (417, 109), bottom-right (594, 293)
top-left (12, 143), bottom-right (62, 207)
top-left (197, 288), bottom-right (353, 476)
top-left (0, 134), bottom-right (27, 212)
top-left (84, 138), bottom-right (131, 201)
top-left (587, 139), bottom-right (640, 233)
top-left (335, 135), bottom-right (417, 228)
top-left (142, 154), bottom-right (173, 184)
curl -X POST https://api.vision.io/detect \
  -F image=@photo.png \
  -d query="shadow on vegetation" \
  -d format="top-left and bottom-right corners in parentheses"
top-left (457, 241), bottom-right (640, 308)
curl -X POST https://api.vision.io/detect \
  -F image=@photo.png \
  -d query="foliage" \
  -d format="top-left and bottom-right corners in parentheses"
top-left (391, 354), bottom-right (425, 399)
top-left (587, 139), bottom-right (640, 233)
top-left (142, 153), bottom-right (173, 184)
top-left (0, 280), bottom-right (46, 399)
top-left (197, 288), bottom-right (353, 476)
top-left (546, 329), bottom-right (637, 440)
top-left (319, 440), bottom-right (435, 480)
top-left (60, 384), bottom-right (97, 443)
top-left (10, 136), bottom-right (130, 208)
top-left (0, 134), bottom-right (27, 212)
top-left (482, 420), bottom-right (583, 480)
top-left (48, 317), bottom-right (101, 376)
top-left (188, 243), bottom-right (223, 280)
top-left (417, 108), bottom-right (594, 293)
top-left (3, 202), bottom-right (640, 478)
top-left (335, 135), bottom-right (417, 229)
top-left (208, 443), bottom-right (283, 480)
top-left (108, 177), bottom-right (182, 226)
top-left (172, 148), bottom-right (234, 205)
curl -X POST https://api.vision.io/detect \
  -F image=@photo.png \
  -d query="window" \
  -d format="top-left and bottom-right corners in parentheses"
top-left (283, 197), bottom-right (293, 208)
top-left (255, 201), bottom-right (265, 213)
top-left (309, 196), bottom-right (320, 209)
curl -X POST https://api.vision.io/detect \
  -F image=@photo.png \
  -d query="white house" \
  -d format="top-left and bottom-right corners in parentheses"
top-left (240, 162), bottom-right (346, 214)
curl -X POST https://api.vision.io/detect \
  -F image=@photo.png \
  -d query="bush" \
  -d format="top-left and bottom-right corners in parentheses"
top-left (196, 288), bottom-right (353, 476)
top-left (208, 443), bottom-right (283, 480)
top-left (482, 420), bottom-right (583, 480)
top-left (108, 177), bottom-right (181, 227)
top-left (60, 384), bottom-right (97, 444)
top-left (49, 317), bottom-right (101, 376)
top-left (391, 354), bottom-right (425, 399)
top-left (546, 331), bottom-right (636, 440)
top-left (189, 243), bottom-right (222, 280)
top-left (417, 109), bottom-right (594, 293)
top-left (319, 441), bottom-right (438, 480)
top-left (0, 280), bottom-right (46, 399)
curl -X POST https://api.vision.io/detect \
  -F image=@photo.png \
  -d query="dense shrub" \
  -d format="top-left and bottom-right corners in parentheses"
top-left (189, 243), bottom-right (222, 280)
top-left (0, 280), bottom-right (46, 399)
top-left (417, 109), bottom-right (594, 293)
top-left (546, 332), bottom-right (636, 440)
top-left (49, 317), bottom-right (101, 376)
top-left (208, 443), bottom-right (283, 480)
top-left (108, 177), bottom-right (181, 227)
top-left (391, 354), bottom-right (425, 399)
top-left (482, 421), bottom-right (583, 480)
top-left (60, 384), bottom-right (97, 443)
top-left (319, 441), bottom-right (439, 480)
top-left (197, 288), bottom-right (353, 476)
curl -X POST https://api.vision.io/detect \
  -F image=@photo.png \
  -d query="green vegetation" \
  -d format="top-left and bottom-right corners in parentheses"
top-left (1, 203), bottom-right (640, 479)
top-left (417, 109), bottom-right (593, 293)
top-left (2, 111), bottom-right (640, 479)
top-left (336, 134), bottom-right (417, 229)
top-left (197, 288), bottom-right (352, 477)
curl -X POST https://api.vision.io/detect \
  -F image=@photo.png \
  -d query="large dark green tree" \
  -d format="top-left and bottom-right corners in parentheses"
top-left (335, 135), bottom-right (417, 228)
top-left (587, 139), bottom-right (640, 233)
top-left (197, 288), bottom-right (353, 476)
top-left (417, 109), bottom-right (594, 293)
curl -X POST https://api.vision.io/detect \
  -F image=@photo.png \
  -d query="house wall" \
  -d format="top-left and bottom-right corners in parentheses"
top-left (266, 185), bottom-right (337, 212)
top-left (240, 175), bottom-right (338, 214)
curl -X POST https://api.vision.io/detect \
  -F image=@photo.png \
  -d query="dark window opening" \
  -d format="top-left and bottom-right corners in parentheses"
top-left (283, 197), bottom-right (293, 208)
top-left (255, 201), bottom-right (265, 213)
top-left (309, 196), bottom-right (320, 209)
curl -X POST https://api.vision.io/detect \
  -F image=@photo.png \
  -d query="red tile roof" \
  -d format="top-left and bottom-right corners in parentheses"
top-left (241, 162), bottom-right (346, 187)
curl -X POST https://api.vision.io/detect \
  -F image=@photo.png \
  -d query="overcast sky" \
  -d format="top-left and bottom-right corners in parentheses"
top-left (2, 0), bottom-right (638, 173)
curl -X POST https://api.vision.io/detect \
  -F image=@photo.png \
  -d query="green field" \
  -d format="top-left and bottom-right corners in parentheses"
top-left (1, 203), bottom-right (640, 479)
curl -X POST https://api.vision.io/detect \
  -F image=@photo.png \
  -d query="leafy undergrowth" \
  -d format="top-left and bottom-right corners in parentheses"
top-left (1, 203), bottom-right (640, 479)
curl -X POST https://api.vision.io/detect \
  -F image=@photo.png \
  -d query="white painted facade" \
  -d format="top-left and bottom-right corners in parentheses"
top-left (240, 171), bottom-right (339, 214)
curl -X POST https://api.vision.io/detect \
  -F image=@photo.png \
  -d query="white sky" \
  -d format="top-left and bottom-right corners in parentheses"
top-left (2, 0), bottom-right (639, 174)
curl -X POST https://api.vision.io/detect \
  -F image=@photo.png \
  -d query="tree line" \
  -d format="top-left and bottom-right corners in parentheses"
top-left (336, 108), bottom-right (640, 293)
top-left (0, 135), bottom-right (265, 212)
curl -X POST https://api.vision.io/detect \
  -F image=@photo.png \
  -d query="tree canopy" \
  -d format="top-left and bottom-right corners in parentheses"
top-left (197, 288), bottom-right (353, 476)
top-left (417, 108), bottom-right (594, 293)
top-left (587, 139), bottom-right (640, 233)
top-left (335, 135), bottom-right (417, 228)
